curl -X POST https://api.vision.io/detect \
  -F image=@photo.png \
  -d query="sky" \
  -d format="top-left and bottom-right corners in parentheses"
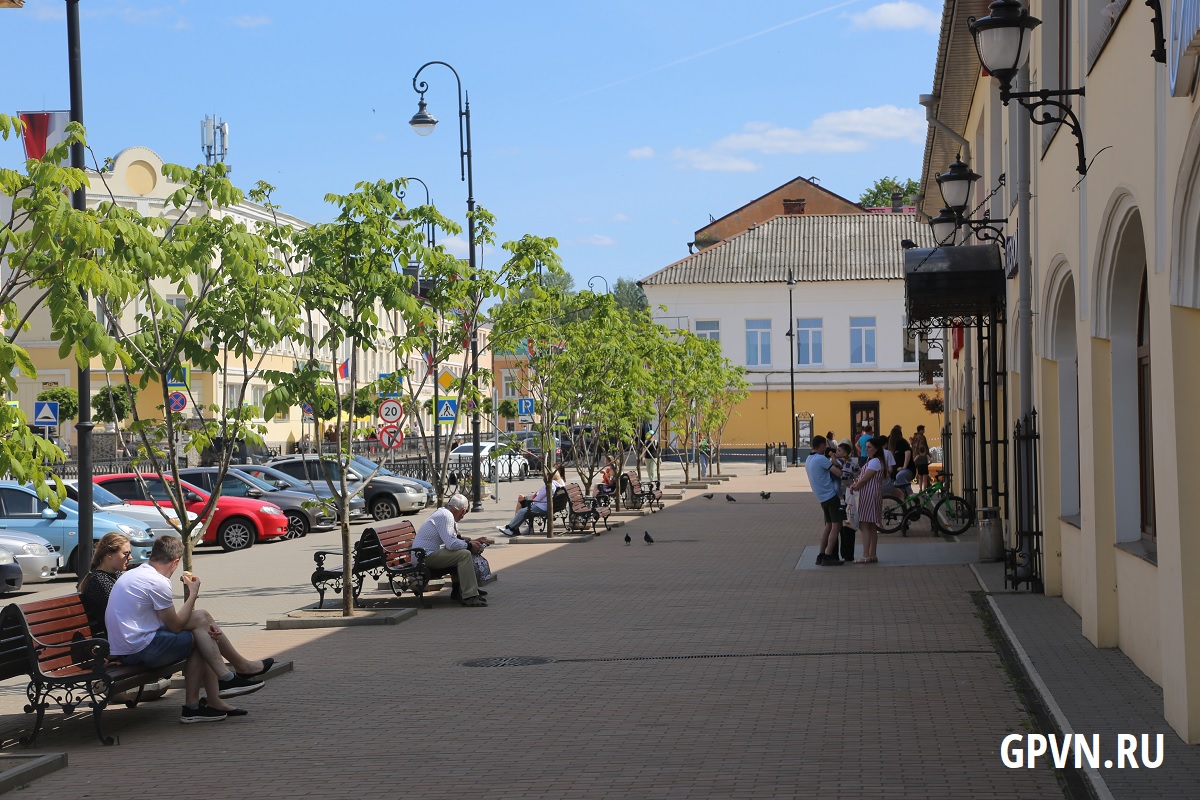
top-left (0, 0), bottom-right (943, 291)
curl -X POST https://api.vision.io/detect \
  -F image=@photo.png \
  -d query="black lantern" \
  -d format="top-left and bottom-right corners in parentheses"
top-left (935, 156), bottom-right (981, 215)
top-left (929, 208), bottom-right (960, 247)
top-left (408, 98), bottom-right (438, 136)
top-left (968, 0), bottom-right (1041, 99)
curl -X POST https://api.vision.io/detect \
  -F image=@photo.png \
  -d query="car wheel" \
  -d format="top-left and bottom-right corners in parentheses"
top-left (67, 547), bottom-right (82, 576)
top-left (284, 511), bottom-right (309, 539)
top-left (370, 495), bottom-right (400, 520)
top-left (217, 517), bottom-right (255, 552)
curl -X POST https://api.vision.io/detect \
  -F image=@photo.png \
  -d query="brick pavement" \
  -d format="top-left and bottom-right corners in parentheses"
top-left (0, 463), bottom-right (1143, 798)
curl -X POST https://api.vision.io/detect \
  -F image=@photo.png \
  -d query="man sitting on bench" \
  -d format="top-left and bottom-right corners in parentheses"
top-left (105, 537), bottom-right (268, 724)
top-left (415, 493), bottom-right (490, 607)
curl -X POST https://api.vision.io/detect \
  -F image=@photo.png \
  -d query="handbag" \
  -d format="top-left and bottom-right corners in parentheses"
top-left (473, 553), bottom-right (493, 583)
top-left (845, 492), bottom-right (859, 529)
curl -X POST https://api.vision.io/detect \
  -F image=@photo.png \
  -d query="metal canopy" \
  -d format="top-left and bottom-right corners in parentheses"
top-left (904, 244), bottom-right (1006, 328)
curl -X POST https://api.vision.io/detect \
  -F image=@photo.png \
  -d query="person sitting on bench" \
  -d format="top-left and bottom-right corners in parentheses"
top-left (104, 536), bottom-right (271, 724)
top-left (414, 493), bottom-right (489, 607)
top-left (497, 464), bottom-right (566, 537)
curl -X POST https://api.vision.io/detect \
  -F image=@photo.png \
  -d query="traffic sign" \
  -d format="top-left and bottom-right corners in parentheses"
top-left (167, 365), bottom-right (190, 389)
top-left (517, 398), bottom-right (534, 416)
top-left (168, 391), bottom-right (188, 413)
top-left (378, 424), bottom-right (404, 450)
top-left (378, 372), bottom-right (400, 398)
top-left (378, 398), bottom-right (404, 425)
top-left (437, 368), bottom-right (455, 392)
top-left (437, 399), bottom-right (458, 423)
top-left (33, 401), bottom-right (59, 427)
top-left (299, 401), bottom-right (314, 416)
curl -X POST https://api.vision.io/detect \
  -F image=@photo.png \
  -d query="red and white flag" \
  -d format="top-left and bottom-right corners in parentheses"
top-left (18, 111), bottom-right (71, 161)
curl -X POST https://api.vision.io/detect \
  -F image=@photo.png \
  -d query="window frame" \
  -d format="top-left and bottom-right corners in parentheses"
top-left (850, 316), bottom-right (877, 366)
top-left (745, 319), bottom-right (772, 367)
top-left (795, 318), bottom-right (823, 366)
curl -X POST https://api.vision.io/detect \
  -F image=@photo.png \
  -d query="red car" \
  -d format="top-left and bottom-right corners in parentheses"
top-left (93, 473), bottom-right (289, 552)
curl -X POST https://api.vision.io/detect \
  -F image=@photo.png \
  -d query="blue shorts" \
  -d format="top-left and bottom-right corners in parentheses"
top-left (119, 628), bottom-right (193, 668)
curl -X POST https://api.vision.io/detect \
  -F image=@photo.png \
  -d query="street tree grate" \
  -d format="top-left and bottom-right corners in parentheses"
top-left (460, 656), bottom-right (556, 668)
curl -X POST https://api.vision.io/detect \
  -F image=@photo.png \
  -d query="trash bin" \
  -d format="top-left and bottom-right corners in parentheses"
top-left (774, 455), bottom-right (788, 472)
top-left (978, 507), bottom-right (1004, 562)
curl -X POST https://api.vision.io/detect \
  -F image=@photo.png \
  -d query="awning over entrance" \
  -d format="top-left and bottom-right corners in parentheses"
top-left (904, 244), bottom-right (1005, 326)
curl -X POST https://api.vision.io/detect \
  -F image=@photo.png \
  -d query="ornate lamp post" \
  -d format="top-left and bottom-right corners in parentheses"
top-left (409, 61), bottom-right (484, 512)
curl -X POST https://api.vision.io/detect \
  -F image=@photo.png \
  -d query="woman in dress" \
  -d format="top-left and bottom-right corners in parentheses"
top-left (849, 437), bottom-right (885, 563)
top-left (78, 532), bottom-right (131, 634)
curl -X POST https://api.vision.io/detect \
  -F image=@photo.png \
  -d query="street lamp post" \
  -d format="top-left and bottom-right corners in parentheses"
top-left (785, 269), bottom-right (797, 462)
top-left (409, 61), bottom-right (484, 512)
top-left (399, 177), bottom-right (441, 492)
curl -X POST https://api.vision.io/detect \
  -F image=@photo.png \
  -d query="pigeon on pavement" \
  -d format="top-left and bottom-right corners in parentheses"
top-left (625, 532), bottom-right (632, 545)
top-left (726, 494), bottom-right (736, 502)
top-left (644, 531), bottom-right (654, 544)
top-left (703, 493), bottom-right (714, 499)
top-left (760, 491), bottom-right (771, 500)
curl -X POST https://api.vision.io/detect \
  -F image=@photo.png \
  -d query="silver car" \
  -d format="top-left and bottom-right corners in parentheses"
top-left (64, 480), bottom-right (189, 544)
top-left (0, 530), bottom-right (60, 584)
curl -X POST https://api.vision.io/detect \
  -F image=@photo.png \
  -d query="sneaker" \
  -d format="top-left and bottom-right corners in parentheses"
top-left (181, 703), bottom-right (227, 724)
top-left (217, 673), bottom-right (265, 698)
top-left (200, 698), bottom-right (248, 717)
top-left (460, 595), bottom-right (488, 607)
top-left (496, 525), bottom-right (517, 537)
top-left (815, 553), bottom-right (825, 565)
top-left (821, 555), bottom-right (845, 566)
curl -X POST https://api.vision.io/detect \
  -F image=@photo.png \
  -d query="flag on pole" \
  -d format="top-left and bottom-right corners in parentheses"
top-left (18, 111), bottom-right (71, 162)
top-left (338, 359), bottom-right (350, 379)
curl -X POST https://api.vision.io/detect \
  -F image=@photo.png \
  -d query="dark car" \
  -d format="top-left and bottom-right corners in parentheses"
top-left (199, 436), bottom-right (275, 467)
top-left (230, 464), bottom-right (368, 520)
top-left (266, 455), bottom-right (427, 520)
top-left (179, 467), bottom-right (336, 538)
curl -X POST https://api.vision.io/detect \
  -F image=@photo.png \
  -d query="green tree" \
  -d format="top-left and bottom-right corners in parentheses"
top-left (612, 277), bottom-right (648, 312)
top-left (497, 398), bottom-right (518, 420)
top-left (858, 176), bottom-right (920, 208)
top-left (91, 384), bottom-right (138, 425)
top-left (36, 387), bottom-right (79, 423)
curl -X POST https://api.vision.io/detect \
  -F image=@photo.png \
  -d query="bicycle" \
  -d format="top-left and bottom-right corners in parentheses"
top-left (879, 479), bottom-right (974, 536)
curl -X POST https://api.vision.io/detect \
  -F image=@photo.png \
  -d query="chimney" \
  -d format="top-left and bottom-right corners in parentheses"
top-left (782, 198), bottom-right (806, 215)
top-left (891, 191), bottom-right (904, 213)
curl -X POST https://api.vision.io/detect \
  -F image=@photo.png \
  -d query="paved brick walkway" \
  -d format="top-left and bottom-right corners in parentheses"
top-left (0, 463), bottom-right (1190, 797)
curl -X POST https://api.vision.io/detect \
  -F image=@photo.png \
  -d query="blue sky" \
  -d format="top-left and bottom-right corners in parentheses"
top-left (1, 0), bottom-right (942, 290)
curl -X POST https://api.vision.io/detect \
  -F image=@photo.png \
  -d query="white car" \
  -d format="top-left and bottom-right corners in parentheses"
top-left (449, 441), bottom-right (529, 482)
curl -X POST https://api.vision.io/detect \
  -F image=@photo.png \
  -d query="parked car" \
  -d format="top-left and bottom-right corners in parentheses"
top-left (63, 480), bottom-right (189, 544)
top-left (0, 531), bottom-right (58, 584)
top-left (92, 473), bottom-right (289, 552)
top-left (0, 547), bottom-right (24, 593)
top-left (348, 455), bottom-right (435, 504)
top-left (265, 454), bottom-right (426, 520)
top-left (230, 464), bottom-right (368, 520)
top-left (448, 441), bottom-right (529, 482)
top-left (178, 467), bottom-right (335, 538)
top-left (0, 482), bottom-right (155, 574)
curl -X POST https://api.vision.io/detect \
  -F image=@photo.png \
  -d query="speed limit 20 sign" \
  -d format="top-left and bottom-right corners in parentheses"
top-left (378, 398), bottom-right (404, 425)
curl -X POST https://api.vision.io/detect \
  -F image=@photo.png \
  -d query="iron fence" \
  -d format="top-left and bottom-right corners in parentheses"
top-left (1007, 410), bottom-right (1044, 592)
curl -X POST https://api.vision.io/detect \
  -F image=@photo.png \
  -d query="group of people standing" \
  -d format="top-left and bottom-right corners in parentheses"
top-left (805, 422), bottom-right (933, 565)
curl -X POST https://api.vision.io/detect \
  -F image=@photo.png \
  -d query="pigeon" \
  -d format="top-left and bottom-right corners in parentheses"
top-left (644, 531), bottom-right (654, 544)
top-left (624, 532), bottom-right (632, 545)
top-left (726, 494), bottom-right (736, 502)
top-left (760, 491), bottom-right (771, 500)
top-left (703, 493), bottom-right (714, 499)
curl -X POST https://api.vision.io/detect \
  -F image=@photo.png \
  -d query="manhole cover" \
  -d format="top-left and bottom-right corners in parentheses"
top-left (459, 656), bottom-right (555, 668)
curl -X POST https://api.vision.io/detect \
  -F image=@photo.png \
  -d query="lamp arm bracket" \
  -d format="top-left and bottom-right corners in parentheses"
top-left (1147, 0), bottom-right (1167, 64)
top-left (1011, 89), bottom-right (1089, 176)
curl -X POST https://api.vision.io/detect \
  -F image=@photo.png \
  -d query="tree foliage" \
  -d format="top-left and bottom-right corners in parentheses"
top-left (36, 387), bottom-right (79, 423)
top-left (858, 176), bottom-right (920, 208)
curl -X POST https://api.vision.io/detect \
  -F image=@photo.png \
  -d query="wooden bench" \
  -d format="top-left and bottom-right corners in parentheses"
top-left (311, 519), bottom-right (454, 609)
top-left (624, 470), bottom-right (664, 512)
top-left (0, 595), bottom-right (186, 746)
top-left (564, 483), bottom-right (611, 534)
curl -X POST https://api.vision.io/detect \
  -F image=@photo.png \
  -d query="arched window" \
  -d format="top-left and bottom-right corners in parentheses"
top-left (1137, 271), bottom-right (1155, 540)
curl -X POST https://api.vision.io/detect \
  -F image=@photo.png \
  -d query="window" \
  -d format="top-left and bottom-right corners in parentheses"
top-left (850, 317), bottom-right (876, 365)
top-left (795, 319), bottom-right (822, 365)
top-left (695, 320), bottom-right (720, 341)
top-left (502, 371), bottom-right (518, 398)
top-left (745, 320), bottom-right (771, 366)
top-left (0, 489), bottom-right (38, 518)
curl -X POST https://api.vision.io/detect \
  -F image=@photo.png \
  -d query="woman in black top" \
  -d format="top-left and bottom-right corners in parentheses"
top-left (888, 425), bottom-right (914, 489)
top-left (78, 532), bottom-right (132, 634)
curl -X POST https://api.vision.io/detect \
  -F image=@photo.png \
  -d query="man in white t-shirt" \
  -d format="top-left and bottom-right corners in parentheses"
top-left (105, 536), bottom-right (268, 723)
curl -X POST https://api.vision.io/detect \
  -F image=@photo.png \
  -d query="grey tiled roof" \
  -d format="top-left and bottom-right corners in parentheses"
top-left (640, 213), bottom-right (934, 286)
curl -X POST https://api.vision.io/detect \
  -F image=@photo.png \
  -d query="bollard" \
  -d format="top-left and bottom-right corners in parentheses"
top-left (978, 507), bottom-right (1004, 562)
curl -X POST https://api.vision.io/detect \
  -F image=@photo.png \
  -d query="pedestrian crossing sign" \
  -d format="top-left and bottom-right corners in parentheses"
top-left (437, 399), bottom-right (458, 423)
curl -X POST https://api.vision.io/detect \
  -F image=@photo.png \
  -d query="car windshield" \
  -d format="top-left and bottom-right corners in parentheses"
top-left (60, 498), bottom-right (79, 512)
top-left (90, 483), bottom-right (123, 506)
top-left (352, 455), bottom-right (394, 477)
top-left (235, 471), bottom-right (278, 492)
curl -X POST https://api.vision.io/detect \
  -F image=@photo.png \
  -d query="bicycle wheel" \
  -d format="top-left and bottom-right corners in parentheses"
top-left (879, 496), bottom-right (908, 533)
top-left (934, 495), bottom-right (974, 535)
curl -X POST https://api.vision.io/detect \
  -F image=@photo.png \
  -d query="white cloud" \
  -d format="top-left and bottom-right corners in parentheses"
top-left (670, 148), bottom-right (760, 173)
top-left (611, 212), bottom-right (629, 222)
top-left (579, 234), bottom-right (617, 247)
top-left (229, 14), bottom-right (272, 28)
top-left (850, 1), bottom-right (940, 33)
top-left (628, 146), bottom-right (656, 160)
